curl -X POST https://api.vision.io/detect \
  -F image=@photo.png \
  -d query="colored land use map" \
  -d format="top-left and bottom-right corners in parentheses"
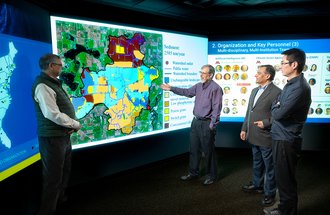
top-left (55, 20), bottom-right (163, 145)
top-left (0, 42), bottom-right (17, 149)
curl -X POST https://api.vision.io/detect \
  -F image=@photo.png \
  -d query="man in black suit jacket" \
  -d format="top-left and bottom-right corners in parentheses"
top-left (240, 65), bottom-right (282, 207)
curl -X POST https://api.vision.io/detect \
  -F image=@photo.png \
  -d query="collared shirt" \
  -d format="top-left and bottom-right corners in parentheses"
top-left (34, 83), bottom-right (81, 130)
top-left (171, 80), bottom-right (223, 129)
top-left (271, 73), bottom-right (311, 141)
top-left (253, 83), bottom-right (269, 107)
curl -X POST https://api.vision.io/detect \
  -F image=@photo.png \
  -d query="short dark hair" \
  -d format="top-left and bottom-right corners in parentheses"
top-left (281, 48), bottom-right (306, 73)
top-left (259, 64), bottom-right (275, 81)
top-left (39, 53), bottom-right (60, 71)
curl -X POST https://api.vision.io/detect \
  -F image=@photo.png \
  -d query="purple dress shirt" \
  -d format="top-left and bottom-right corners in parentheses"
top-left (171, 80), bottom-right (223, 129)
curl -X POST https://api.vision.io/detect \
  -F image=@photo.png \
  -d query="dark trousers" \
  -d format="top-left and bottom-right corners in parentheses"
top-left (38, 135), bottom-right (72, 215)
top-left (251, 145), bottom-right (276, 197)
top-left (272, 139), bottom-right (302, 215)
top-left (188, 118), bottom-right (218, 180)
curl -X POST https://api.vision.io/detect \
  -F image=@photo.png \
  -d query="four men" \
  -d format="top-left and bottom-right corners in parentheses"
top-left (34, 48), bottom-right (311, 214)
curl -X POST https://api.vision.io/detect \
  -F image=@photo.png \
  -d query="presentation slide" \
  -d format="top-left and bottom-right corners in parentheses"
top-left (50, 16), bottom-right (208, 149)
top-left (208, 39), bottom-right (330, 123)
top-left (0, 33), bottom-right (52, 181)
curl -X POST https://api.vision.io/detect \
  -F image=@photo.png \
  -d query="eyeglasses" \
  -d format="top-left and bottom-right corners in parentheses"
top-left (199, 71), bottom-right (209, 75)
top-left (52, 62), bottom-right (63, 67)
top-left (280, 61), bottom-right (292, 65)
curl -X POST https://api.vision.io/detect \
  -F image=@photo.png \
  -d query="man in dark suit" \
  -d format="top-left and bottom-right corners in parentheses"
top-left (240, 65), bottom-right (282, 207)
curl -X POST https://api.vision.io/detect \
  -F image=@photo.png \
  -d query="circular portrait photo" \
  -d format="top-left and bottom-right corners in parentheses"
top-left (240, 87), bottom-right (247, 94)
top-left (232, 99), bottom-right (238, 106)
top-left (223, 107), bottom-right (230, 114)
top-left (224, 65), bottom-right (231, 72)
top-left (310, 64), bottom-right (317, 72)
top-left (215, 65), bottom-right (222, 72)
top-left (241, 73), bottom-right (248, 80)
top-left (325, 86), bottom-right (330, 94)
top-left (224, 99), bottom-right (229, 106)
top-left (232, 65), bottom-right (240, 72)
top-left (327, 64), bottom-right (330, 71)
top-left (241, 65), bottom-right (248, 72)
top-left (232, 107), bottom-right (238, 114)
top-left (303, 64), bottom-right (308, 72)
top-left (215, 73), bottom-right (222, 80)
top-left (224, 73), bottom-right (231, 80)
top-left (241, 99), bottom-right (247, 106)
top-left (315, 107), bottom-right (323, 115)
top-left (232, 73), bottom-right (239, 80)
top-left (326, 108), bottom-right (330, 115)
top-left (224, 86), bottom-right (231, 94)
top-left (308, 108), bottom-right (314, 115)
top-left (308, 78), bottom-right (316, 86)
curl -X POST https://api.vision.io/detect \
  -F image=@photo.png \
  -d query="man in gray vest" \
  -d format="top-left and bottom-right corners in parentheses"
top-left (32, 53), bottom-right (81, 215)
top-left (240, 65), bottom-right (281, 207)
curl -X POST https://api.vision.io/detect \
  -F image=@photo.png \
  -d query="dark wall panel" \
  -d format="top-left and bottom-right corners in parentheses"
top-left (1, 2), bottom-right (329, 215)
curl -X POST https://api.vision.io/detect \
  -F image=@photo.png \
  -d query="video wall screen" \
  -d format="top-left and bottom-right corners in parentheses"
top-left (50, 16), bottom-right (208, 149)
top-left (0, 33), bottom-right (52, 181)
top-left (208, 39), bottom-right (330, 123)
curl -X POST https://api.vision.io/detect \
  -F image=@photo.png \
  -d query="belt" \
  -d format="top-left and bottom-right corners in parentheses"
top-left (194, 116), bottom-right (211, 121)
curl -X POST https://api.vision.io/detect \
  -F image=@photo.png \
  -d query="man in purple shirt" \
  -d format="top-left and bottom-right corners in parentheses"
top-left (161, 64), bottom-right (223, 185)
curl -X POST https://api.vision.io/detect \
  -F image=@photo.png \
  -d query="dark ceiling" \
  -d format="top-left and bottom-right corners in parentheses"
top-left (84, 0), bottom-right (330, 21)
top-left (26, 0), bottom-right (330, 36)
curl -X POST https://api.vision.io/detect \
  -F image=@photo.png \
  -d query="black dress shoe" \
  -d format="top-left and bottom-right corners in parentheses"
top-left (262, 195), bottom-right (275, 206)
top-left (242, 182), bottom-right (264, 193)
top-left (263, 207), bottom-right (281, 215)
top-left (180, 174), bottom-right (198, 181)
top-left (203, 178), bottom-right (214, 185)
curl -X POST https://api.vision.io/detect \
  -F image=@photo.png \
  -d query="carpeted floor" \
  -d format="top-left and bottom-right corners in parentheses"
top-left (57, 149), bottom-right (330, 215)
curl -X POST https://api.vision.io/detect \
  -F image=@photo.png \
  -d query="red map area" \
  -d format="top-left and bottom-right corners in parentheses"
top-left (107, 33), bottom-right (145, 68)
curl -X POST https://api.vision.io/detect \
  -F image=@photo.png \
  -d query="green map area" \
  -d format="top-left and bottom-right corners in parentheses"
top-left (54, 20), bottom-right (163, 145)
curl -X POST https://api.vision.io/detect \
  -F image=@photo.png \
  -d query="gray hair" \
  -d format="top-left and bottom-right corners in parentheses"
top-left (201, 64), bottom-right (215, 78)
top-left (39, 53), bottom-right (61, 71)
